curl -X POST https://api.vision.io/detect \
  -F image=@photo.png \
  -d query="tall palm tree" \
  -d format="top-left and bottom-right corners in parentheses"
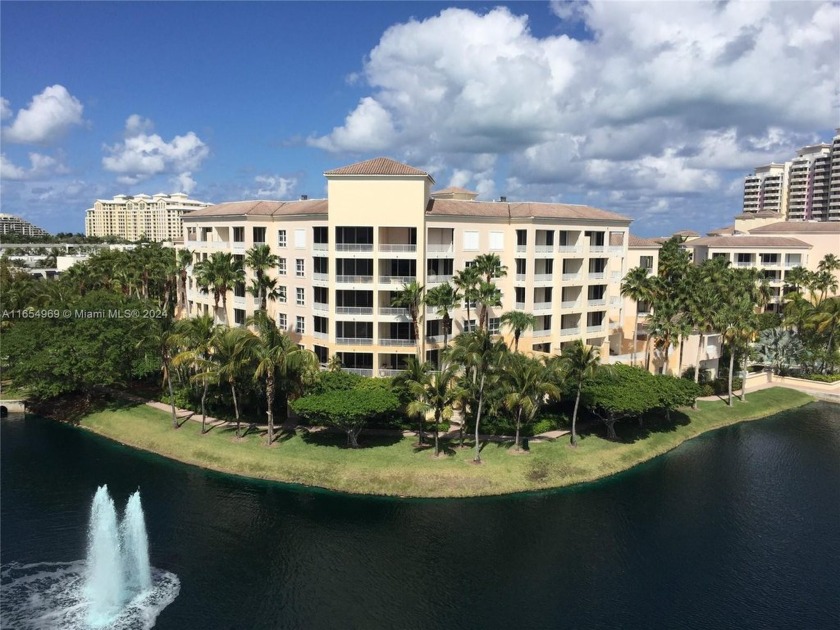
top-left (394, 356), bottom-right (433, 445)
top-left (406, 362), bottom-right (461, 457)
top-left (811, 296), bottom-right (840, 373)
top-left (500, 310), bottom-right (536, 352)
top-left (560, 339), bottom-right (601, 447)
top-left (502, 354), bottom-right (560, 451)
top-left (248, 312), bottom-right (317, 445)
top-left (194, 253), bottom-right (245, 322)
top-left (453, 266), bottom-right (480, 326)
top-left (392, 281), bottom-right (424, 357)
top-left (141, 317), bottom-right (181, 430)
top-left (245, 244), bottom-right (279, 310)
top-left (448, 329), bottom-right (508, 463)
top-left (172, 315), bottom-right (216, 434)
top-left (425, 283), bottom-right (461, 348)
top-left (473, 253), bottom-right (508, 284)
top-left (621, 266), bottom-right (653, 366)
top-left (176, 248), bottom-right (193, 310)
top-left (206, 326), bottom-right (254, 438)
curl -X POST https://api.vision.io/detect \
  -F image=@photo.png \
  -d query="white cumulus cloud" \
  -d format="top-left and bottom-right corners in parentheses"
top-left (1, 152), bottom-right (67, 181)
top-left (2, 85), bottom-right (85, 144)
top-left (254, 175), bottom-right (298, 198)
top-left (102, 116), bottom-right (209, 185)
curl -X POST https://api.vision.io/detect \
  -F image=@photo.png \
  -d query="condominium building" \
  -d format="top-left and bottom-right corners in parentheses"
top-left (182, 157), bottom-right (632, 374)
top-left (0, 213), bottom-right (49, 238)
top-left (741, 129), bottom-right (840, 221)
top-left (85, 193), bottom-right (210, 241)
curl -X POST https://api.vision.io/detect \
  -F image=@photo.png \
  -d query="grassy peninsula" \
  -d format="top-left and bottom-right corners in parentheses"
top-left (79, 387), bottom-right (813, 498)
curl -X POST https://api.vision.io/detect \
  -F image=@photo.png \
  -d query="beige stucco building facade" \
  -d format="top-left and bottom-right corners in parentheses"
top-left (86, 193), bottom-right (210, 241)
top-left (181, 158), bottom-right (632, 375)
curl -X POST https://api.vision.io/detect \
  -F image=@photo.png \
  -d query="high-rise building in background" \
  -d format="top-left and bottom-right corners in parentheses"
top-left (0, 213), bottom-right (50, 237)
top-left (85, 193), bottom-right (210, 241)
top-left (742, 130), bottom-right (840, 222)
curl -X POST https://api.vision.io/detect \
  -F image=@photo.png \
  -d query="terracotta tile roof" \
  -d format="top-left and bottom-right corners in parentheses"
top-left (432, 186), bottom-right (478, 196)
top-left (750, 221), bottom-right (840, 234)
top-left (707, 225), bottom-right (736, 236)
top-left (324, 157), bottom-right (432, 178)
top-left (673, 229), bottom-right (700, 237)
top-left (628, 234), bottom-right (663, 247)
top-left (426, 199), bottom-right (630, 222)
top-left (185, 199), bottom-right (328, 218)
top-left (685, 235), bottom-right (812, 248)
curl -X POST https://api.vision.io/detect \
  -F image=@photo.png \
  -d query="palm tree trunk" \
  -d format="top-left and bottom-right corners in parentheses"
top-left (433, 411), bottom-right (440, 457)
top-left (740, 352), bottom-right (748, 402)
top-left (231, 383), bottom-right (241, 437)
top-left (200, 379), bottom-right (208, 434)
top-left (266, 374), bottom-right (275, 446)
top-left (166, 364), bottom-right (177, 430)
top-left (727, 346), bottom-right (735, 407)
top-left (474, 374), bottom-right (486, 463)
top-left (514, 408), bottom-right (522, 451)
top-left (678, 338), bottom-right (685, 377)
top-left (632, 312), bottom-right (639, 365)
top-left (664, 342), bottom-right (670, 375)
top-left (571, 384), bottom-right (581, 447)
top-left (514, 331), bottom-right (520, 353)
top-left (693, 333), bottom-right (704, 410)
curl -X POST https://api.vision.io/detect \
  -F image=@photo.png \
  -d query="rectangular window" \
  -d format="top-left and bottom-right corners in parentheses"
top-left (277, 313), bottom-right (287, 329)
top-left (488, 317), bottom-right (501, 334)
top-left (640, 256), bottom-right (653, 270)
top-left (277, 230), bottom-right (287, 247)
top-left (278, 286), bottom-right (287, 303)
top-left (489, 231), bottom-right (503, 251)
top-left (464, 231), bottom-right (479, 251)
top-left (296, 287), bottom-right (305, 306)
top-left (463, 319), bottom-right (476, 333)
top-left (233, 227), bottom-right (245, 242)
top-left (253, 227), bottom-right (266, 244)
top-left (296, 316), bottom-right (305, 334)
top-left (234, 309), bottom-right (245, 325)
top-left (294, 228), bottom-right (306, 249)
top-left (278, 258), bottom-right (287, 275)
top-left (296, 258), bottom-right (305, 277)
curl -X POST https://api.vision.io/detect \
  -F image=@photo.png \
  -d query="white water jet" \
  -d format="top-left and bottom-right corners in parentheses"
top-left (86, 486), bottom-right (125, 625)
top-left (121, 491), bottom-right (152, 596)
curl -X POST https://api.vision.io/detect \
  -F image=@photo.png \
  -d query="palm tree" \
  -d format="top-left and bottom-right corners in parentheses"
top-left (172, 315), bottom-right (216, 434)
top-left (621, 266), bottom-right (653, 366)
top-left (502, 354), bottom-right (560, 451)
top-left (811, 296), bottom-right (840, 373)
top-left (448, 329), bottom-right (508, 463)
top-left (245, 244), bottom-right (279, 310)
top-left (425, 283), bottom-right (461, 349)
top-left (453, 266), bottom-right (480, 326)
top-left (392, 281), bottom-right (424, 357)
top-left (194, 253), bottom-right (245, 322)
top-left (176, 248), bottom-right (193, 310)
top-left (206, 326), bottom-right (254, 438)
top-left (473, 253), bottom-right (508, 284)
top-left (475, 280), bottom-right (502, 331)
top-left (406, 362), bottom-right (461, 457)
top-left (394, 356), bottom-right (433, 445)
top-left (500, 310), bottom-right (536, 352)
top-left (560, 339), bottom-right (601, 447)
top-left (142, 317), bottom-right (181, 430)
top-left (249, 311), bottom-right (317, 445)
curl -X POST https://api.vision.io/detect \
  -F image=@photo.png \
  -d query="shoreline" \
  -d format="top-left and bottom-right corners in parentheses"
top-left (56, 388), bottom-right (816, 498)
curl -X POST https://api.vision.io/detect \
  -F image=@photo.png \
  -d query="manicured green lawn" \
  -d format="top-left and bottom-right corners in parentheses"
top-left (79, 388), bottom-right (813, 498)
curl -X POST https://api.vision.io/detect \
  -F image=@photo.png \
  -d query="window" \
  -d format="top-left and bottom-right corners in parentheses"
top-left (464, 231), bottom-right (479, 251)
top-left (278, 258), bottom-right (287, 275)
top-left (278, 286), bottom-right (287, 303)
top-left (296, 316), bottom-right (305, 334)
top-left (296, 259), bottom-right (305, 277)
top-left (277, 313), bottom-right (287, 329)
top-left (294, 228), bottom-right (306, 248)
top-left (233, 227), bottom-right (245, 242)
top-left (277, 230), bottom-right (287, 247)
top-left (234, 309), bottom-right (245, 325)
top-left (253, 227), bottom-right (266, 243)
top-left (640, 256), bottom-right (654, 270)
top-left (489, 231), bottom-right (503, 251)
top-left (737, 253), bottom-right (752, 264)
top-left (488, 317), bottom-right (501, 334)
top-left (463, 319), bottom-right (476, 333)
top-left (296, 287), bottom-right (305, 306)
top-left (234, 282), bottom-right (246, 298)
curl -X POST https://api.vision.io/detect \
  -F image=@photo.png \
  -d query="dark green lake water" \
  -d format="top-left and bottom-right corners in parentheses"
top-left (2, 403), bottom-right (839, 629)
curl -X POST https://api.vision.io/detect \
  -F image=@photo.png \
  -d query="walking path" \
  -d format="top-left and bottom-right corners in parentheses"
top-left (697, 378), bottom-right (840, 404)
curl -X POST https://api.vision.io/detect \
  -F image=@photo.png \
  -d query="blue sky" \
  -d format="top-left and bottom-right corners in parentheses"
top-left (1, 1), bottom-right (837, 236)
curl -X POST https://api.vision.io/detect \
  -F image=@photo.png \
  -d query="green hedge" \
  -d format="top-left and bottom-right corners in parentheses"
top-left (800, 373), bottom-right (840, 383)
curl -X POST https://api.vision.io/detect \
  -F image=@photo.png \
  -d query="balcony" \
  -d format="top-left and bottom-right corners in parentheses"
top-left (335, 244), bottom-right (374, 252)
top-left (589, 245), bottom-right (606, 253)
top-left (532, 329), bottom-right (552, 338)
top-left (427, 274), bottom-right (453, 284)
top-left (588, 298), bottom-right (607, 307)
top-left (336, 275), bottom-right (374, 284)
top-left (562, 273), bottom-right (580, 281)
top-left (379, 244), bottom-right (416, 253)
top-left (534, 274), bottom-right (553, 282)
top-left (344, 368), bottom-right (373, 377)
top-left (335, 306), bottom-right (373, 315)
top-left (516, 244), bottom-right (527, 253)
top-left (515, 274), bottom-right (526, 282)
top-left (313, 331), bottom-right (329, 340)
top-left (378, 368), bottom-right (405, 377)
top-left (610, 296), bottom-right (622, 306)
top-left (611, 272), bottom-right (622, 281)
top-left (735, 261), bottom-right (754, 268)
top-left (558, 245), bottom-right (581, 254)
top-left (515, 302), bottom-right (526, 310)
top-left (313, 302), bottom-right (329, 312)
top-left (427, 244), bottom-right (454, 256)
top-left (609, 246), bottom-right (624, 254)
top-left (534, 302), bottom-right (552, 311)
top-left (560, 327), bottom-right (580, 336)
top-left (560, 300), bottom-right (579, 309)
top-left (379, 307), bottom-right (409, 317)
top-left (232, 241), bottom-right (246, 252)
top-left (586, 324), bottom-right (605, 334)
top-left (425, 334), bottom-right (445, 343)
top-left (233, 295), bottom-right (246, 305)
top-left (313, 273), bottom-right (329, 282)
top-left (535, 245), bottom-right (554, 254)
top-left (313, 243), bottom-right (328, 252)
top-left (588, 272), bottom-right (606, 280)
top-left (189, 240), bottom-right (230, 250)
top-left (336, 337), bottom-right (374, 345)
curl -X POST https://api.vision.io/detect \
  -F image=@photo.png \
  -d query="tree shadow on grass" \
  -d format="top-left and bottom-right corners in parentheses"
top-left (298, 428), bottom-right (403, 449)
top-left (579, 408), bottom-right (693, 444)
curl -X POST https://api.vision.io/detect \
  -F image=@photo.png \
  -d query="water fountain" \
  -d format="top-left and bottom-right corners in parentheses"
top-left (0, 485), bottom-right (179, 629)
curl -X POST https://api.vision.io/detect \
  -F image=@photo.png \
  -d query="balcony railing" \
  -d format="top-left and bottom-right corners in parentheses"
top-left (562, 273), bottom-right (580, 281)
top-left (515, 273), bottom-right (526, 282)
top-left (313, 273), bottom-right (328, 282)
top-left (336, 337), bottom-right (374, 345)
top-left (610, 297), bottom-right (622, 306)
top-left (515, 302), bottom-right (526, 310)
top-left (335, 306), bottom-right (373, 315)
top-left (588, 272), bottom-right (606, 280)
top-left (427, 244), bottom-right (454, 253)
top-left (516, 245), bottom-right (527, 253)
top-left (560, 326), bottom-right (580, 335)
top-left (313, 331), bottom-right (328, 340)
top-left (313, 302), bottom-right (329, 312)
top-left (344, 368), bottom-right (373, 377)
top-left (560, 300), bottom-right (578, 309)
top-left (587, 324), bottom-right (605, 333)
top-left (589, 245), bottom-right (606, 253)
top-left (378, 368), bottom-right (405, 377)
top-left (558, 245), bottom-right (581, 254)
top-left (609, 246), bottom-right (624, 254)
top-left (735, 261), bottom-right (754, 267)
top-left (427, 274), bottom-right (453, 284)
top-left (379, 338), bottom-right (417, 347)
top-left (611, 272), bottom-right (622, 281)
top-left (233, 295), bottom-right (246, 304)
top-left (588, 298), bottom-right (607, 307)
top-left (379, 307), bottom-right (409, 317)
top-left (379, 244), bottom-right (416, 253)
top-left (534, 302), bottom-right (552, 311)
top-left (532, 329), bottom-right (552, 338)
top-left (335, 243), bottom-right (373, 252)
top-left (534, 273), bottom-right (553, 282)
top-left (313, 243), bottom-right (328, 252)
top-left (535, 245), bottom-right (554, 254)
top-left (425, 334), bottom-right (445, 343)
top-left (336, 275), bottom-right (374, 283)
top-left (380, 275), bottom-right (416, 285)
